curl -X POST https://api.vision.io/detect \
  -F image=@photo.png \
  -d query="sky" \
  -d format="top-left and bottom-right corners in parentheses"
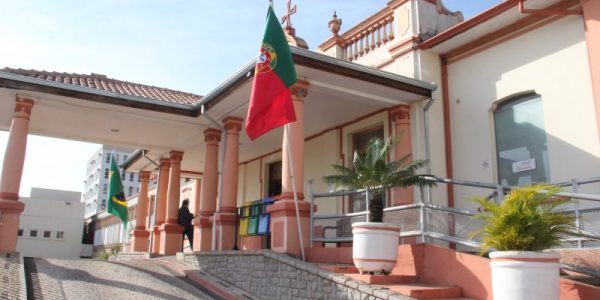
top-left (0, 0), bottom-right (501, 197)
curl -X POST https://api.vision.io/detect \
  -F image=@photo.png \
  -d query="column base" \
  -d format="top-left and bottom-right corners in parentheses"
top-left (214, 212), bottom-right (237, 251)
top-left (0, 200), bottom-right (25, 252)
top-left (193, 215), bottom-right (213, 251)
top-left (130, 229), bottom-right (150, 252)
top-left (241, 236), bottom-right (264, 250)
top-left (150, 225), bottom-right (161, 254)
top-left (266, 199), bottom-right (312, 258)
top-left (159, 223), bottom-right (184, 256)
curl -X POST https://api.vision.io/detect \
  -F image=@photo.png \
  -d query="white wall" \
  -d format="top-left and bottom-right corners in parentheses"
top-left (17, 188), bottom-right (85, 259)
top-left (446, 17), bottom-right (599, 209)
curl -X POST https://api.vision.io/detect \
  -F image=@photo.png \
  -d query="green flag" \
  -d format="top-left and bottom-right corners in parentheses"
top-left (107, 154), bottom-right (128, 228)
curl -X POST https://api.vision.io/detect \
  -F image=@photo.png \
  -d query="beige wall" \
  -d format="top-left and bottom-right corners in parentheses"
top-left (17, 188), bottom-right (85, 259)
top-left (446, 17), bottom-right (599, 209)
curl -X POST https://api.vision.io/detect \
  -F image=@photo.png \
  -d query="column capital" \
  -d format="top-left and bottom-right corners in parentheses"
top-left (139, 171), bottom-right (151, 182)
top-left (291, 80), bottom-right (310, 101)
top-left (159, 157), bottom-right (171, 169)
top-left (14, 96), bottom-right (35, 119)
top-left (390, 105), bottom-right (410, 124)
top-left (222, 116), bottom-right (243, 133)
top-left (204, 128), bottom-right (222, 143)
top-left (169, 150), bottom-right (184, 163)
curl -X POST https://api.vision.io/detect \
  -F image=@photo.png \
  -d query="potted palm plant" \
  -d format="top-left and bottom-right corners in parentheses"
top-left (324, 138), bottom-right (432, 274)
top-left (472, 184), bottom-right (575, 300)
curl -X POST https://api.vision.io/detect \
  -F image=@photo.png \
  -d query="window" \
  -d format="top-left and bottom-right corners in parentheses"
top-left (103, 184), bottom-right (107, 194)
top-left (129, 173), bottom-right (134, 182)
top-left (30, 230), bottom-right (38, 238)
top-left (56, 231), bottom-right (64, 239)
top-left (128, 186), bottom-right (134, 197)
top-left (349, 126), bottom-right (385, 212)
top-left (43, 230), bottom-right (51, 238)
top-left (267, 161), bottom-right (282, 197)
top-left (104, 168), bottom-right (109, 179)
top-left (106, 154), bottom-right (111, 163)
top-left (18, 229), bottom-right (23, 236)
top-left (121, 171), bottom-right (126, 181)
top-left (494, 93), bottom-right (549, 186)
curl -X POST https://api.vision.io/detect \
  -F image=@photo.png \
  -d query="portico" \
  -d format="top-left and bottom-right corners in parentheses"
top-left (0, 41), bottom-right (434, 255)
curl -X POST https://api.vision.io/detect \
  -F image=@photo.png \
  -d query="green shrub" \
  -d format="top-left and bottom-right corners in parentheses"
top-left (110, 244), bottom-right (122, 256)
top-left (472, 183), bottom-right (575, 254)
top-left (97, 250), bottom-right (109, 260)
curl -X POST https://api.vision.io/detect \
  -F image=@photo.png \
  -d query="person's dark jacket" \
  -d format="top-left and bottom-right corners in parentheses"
top-left (178, 206), bottom-right (194, 230)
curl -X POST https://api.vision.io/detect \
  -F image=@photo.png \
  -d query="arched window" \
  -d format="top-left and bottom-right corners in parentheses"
top-left (494, 93), bottom-right (550, 186)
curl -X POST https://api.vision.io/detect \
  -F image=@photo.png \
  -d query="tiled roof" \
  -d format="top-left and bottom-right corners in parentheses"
top-left (1, 67), bottom-right (202, 105)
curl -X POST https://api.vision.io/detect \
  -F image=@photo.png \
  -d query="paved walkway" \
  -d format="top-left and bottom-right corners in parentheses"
top-left (29, 258), bottom-right (216, 300)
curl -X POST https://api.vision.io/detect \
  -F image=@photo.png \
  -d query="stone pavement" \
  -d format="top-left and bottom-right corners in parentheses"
top-left (29, 257), bottom-right (216, 300)
top-left (0, 252), bottom-right (26, 300)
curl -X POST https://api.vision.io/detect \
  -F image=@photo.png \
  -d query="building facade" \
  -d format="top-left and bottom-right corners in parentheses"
top-left (82, 145), bottom-right (140, 219)
top-left (16, 188), bottom-right (86, 259)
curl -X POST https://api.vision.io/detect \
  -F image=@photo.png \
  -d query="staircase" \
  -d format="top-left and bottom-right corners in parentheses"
top-left (316, 264), bottom-right (472, 300)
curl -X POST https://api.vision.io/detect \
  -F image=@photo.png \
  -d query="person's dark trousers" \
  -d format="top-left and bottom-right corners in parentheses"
top-left (182, 226), bottom-right (194, 251)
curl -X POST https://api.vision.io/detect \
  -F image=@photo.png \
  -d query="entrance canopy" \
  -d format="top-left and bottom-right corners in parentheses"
top-left (0, 47), bottom-right (436, 175)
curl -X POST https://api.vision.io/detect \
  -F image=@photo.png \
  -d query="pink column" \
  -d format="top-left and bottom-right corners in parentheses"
top-left (267, 80), bottom-right (311, 257)
top-left (390, 105), bottom-right (416, 244)
top-left (214, 117), bottom-right (242, 250)
top-left (159, 151), bottom-right (184, 255)
top-left (194, 128), bottom-right (221, 251)
top-left (0, 96), bottom-right (34, 252)
top-left (150, 158), bottom-right (170, 254)
top-left (130, 171), bottom-right (151, 252)
top-left (390, 105), bottom-right (414, 206)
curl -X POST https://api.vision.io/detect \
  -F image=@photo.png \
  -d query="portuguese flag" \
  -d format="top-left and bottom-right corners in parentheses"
top-left (245, 6), bottom-right (297, 140)
top-left (107, 155), bottom-right (128, 228)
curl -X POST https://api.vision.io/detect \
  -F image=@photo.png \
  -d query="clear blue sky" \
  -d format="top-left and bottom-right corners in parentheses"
top-left (0, 0), bottom-right (501, 196)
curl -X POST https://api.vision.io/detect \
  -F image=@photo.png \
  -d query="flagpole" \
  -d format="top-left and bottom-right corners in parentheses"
top-left (284, 124), bottom-right (305, 261)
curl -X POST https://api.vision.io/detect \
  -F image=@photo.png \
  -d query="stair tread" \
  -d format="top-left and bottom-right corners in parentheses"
top-left (380, 283), bottom-right (462, 298)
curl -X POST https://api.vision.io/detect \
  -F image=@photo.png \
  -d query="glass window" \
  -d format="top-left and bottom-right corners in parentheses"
top-left (129, 173), bottom-right (134, 182)
top-left (30, 230), bottom-right (38, 238)
top-left (128, 186), bottom-right (133, 197)
top-left (106, 154), bottom-right (111, 163)
top-left (18, 229), bottom-right (23, 236)
top-left (350, 126), bottom-right (385, 212)
top-left (494, 93), bottom-right (550, 186)
top-left (43, 231), bottom-right (51, 238)
top-left (103, 184), bottom-right (107, 194)
top-left (104, 168), bottom-right (109, 179)
top-left (56, 231), bottom-right (64, 239)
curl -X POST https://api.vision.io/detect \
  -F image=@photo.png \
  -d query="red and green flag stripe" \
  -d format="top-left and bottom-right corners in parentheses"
top-left (245, 6), bottom-right (297, 140)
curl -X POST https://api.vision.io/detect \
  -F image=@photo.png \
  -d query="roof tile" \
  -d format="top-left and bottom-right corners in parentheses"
top-left (1, 67), bottom-right (202, 106)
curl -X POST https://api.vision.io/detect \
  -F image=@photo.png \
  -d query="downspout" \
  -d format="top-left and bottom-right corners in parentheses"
top-left (422, 96), bottom-right (434, 244)
top-left (200, 104), bottom-right (227, 251)
top-left (412, 0), bottom-right (422, 81)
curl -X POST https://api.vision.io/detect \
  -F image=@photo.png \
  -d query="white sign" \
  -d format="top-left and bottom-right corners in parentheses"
top-left (512, 158), bottom-right (536, 173)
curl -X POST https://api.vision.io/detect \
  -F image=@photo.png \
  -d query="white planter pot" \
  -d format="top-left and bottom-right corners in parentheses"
top-left (489, 251), bottom-right (560, 300)
top-left (352, 222), bottom-right (400, 273)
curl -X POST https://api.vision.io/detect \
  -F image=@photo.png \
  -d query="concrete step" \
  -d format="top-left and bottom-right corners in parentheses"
top-left (345, 274), bottom-right (418, 285)
top-left (315, 263), bottom-right (359, 274)
top-left (382, 283), bottom-right (463, 299)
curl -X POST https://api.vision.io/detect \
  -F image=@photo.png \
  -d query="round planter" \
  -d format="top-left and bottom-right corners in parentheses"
top-left (489, 251), bottom-right (560, 300)
top-left (352, 222), bottom-right (400, 274)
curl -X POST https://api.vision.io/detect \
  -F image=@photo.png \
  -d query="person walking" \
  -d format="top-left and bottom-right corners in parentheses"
top-left (178, 199), bottom-right (195, 251)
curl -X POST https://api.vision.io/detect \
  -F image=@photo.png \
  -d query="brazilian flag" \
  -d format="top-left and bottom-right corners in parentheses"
top-left (107, 154), bottom-right (128, 228)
